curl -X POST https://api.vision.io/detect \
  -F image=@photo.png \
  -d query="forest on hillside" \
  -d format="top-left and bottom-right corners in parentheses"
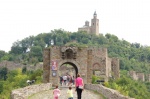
top-left (0, 29), bottom-right (150, 99)
top-left (0, 29), bottom-right (150, 74)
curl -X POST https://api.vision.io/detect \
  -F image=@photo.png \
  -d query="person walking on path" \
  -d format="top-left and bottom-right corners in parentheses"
top-left (72, 76), bottom-right (75, 85)
top-left (63, 75), bottom-right (67, 85)
top-left (59, 76), bottom-right (63, 86)
top-left (53, 85), bottom-right (61, 99)
top-left (75, 74), bottom-right (84, 99)
top-left (67, 86), bottom-right (74, 99)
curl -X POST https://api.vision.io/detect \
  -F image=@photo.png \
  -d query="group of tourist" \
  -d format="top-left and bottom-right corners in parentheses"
top-left (59, 75), bottom-right (75, 86)
top-left (54, 73), bottom-right (84, 99)
top-left (26, 79), bottom-right (35, 85)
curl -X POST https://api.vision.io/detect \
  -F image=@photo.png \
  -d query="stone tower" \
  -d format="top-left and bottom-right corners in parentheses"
top-left (78, 11), bottom-right (99, 35)
top-left (91, 11), bottom-right (99, 35)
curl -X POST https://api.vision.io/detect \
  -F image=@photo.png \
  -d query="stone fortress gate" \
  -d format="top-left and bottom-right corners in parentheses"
top-left (43, 46), bottom-right (120, 85)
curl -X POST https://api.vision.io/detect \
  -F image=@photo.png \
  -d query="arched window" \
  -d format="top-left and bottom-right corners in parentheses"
top-left (66, 49), bottom-right (73, 59)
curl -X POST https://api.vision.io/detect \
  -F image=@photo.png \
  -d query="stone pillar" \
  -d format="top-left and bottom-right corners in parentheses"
top-left (111, 58), bottom-right (120, 79)
top-left (43, 48), bottom-right (50, 83)
top-left (49, 46), bottom-right (60, 86)
top-left (77, 47), bottom-right (88, 84)
top-left (87, 49), bottom-right (93, 83)
top-left (106, 58), bottom-right (112, 79)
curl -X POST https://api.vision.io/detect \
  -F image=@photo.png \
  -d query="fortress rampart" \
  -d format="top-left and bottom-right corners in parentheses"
top-left (129, 71), bottom-right (150, 82)
top-left (11, 83), bottom-right (52, 99)
top-left (11, 83), bottom-right (133, 99)
top-left (85, 84), bottom-right (134, 99)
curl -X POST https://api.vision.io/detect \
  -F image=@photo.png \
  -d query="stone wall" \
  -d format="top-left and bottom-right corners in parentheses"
top-left (107, 58), bottom-right (112, 78)
top-left (0, 60), bottom-right (42, 71)
top-left (84, 84), bottom-right (134, 99)
top-left (129, 71), bottom-right (138, 80)
top-left (11, 83), bottom-right (52, 99)
top-left (137, 72), bottom-right (145, 81)
top-left (128, 71), bottom-right (150, 82)
top-left (43, 46), bottom-right (120, 85)
top-left (43, 48), bottom-right (50, 83)
top-left (111, 58), bottom-right (120, 78)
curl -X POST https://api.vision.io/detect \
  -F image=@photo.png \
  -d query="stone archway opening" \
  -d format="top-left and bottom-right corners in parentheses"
top-left (58, 62), bottom-right (78, 86)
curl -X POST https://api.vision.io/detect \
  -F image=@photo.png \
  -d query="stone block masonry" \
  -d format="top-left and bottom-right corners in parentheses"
top-left (129, 71), bottom-right (149, 82)
top-left (10, 83), bottom-right (134, 99)
top-left (43, 46), bottom-right (120, 85)
top-left (84, 84), bottom-right (134, 99)
top-left (11, 83), bottom-right (52, 99)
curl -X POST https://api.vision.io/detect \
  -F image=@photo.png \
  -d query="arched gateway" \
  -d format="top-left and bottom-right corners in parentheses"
top-left (43, 46), bottom-right (120, 85)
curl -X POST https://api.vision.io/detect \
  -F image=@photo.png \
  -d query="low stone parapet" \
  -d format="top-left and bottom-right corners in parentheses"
top-left (84, 84), bottom-right (134, 99)
top-left (11, 83), bottom-right (52, 99)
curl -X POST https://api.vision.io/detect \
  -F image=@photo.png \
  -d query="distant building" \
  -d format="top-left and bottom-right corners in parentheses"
top-left (78, 11), bottom-right (99, 35)
top-left (129, 71), bottom-right (138, 80)
top-left (137, 72), bottom-right (145, 82)
top-left (148, 74), bottom-right (150, 82)
top-left (129, 71), bottom-right (147, 82)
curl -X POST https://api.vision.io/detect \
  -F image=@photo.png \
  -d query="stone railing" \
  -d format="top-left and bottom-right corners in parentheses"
top-left (84, 84), bottom-right (134, 99)
top-left (11, 83), bottom-right (52, 99)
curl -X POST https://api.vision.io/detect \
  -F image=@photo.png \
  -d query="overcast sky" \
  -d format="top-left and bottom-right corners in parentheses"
top-left (0, 0), bottom-right (150, 52)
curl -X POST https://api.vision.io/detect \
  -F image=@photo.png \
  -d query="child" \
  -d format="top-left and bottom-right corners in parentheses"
top-left (53, 85), bottom-right (60, 99)
top-left (67, 86), bottom-right (73, 99)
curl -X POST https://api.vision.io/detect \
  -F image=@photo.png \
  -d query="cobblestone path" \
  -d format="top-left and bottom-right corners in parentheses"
top-left (29, 87), bottom-right (103, 99)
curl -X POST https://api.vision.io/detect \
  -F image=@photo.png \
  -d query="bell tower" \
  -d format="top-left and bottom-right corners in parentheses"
top-left (91, 11), bottom-right (99, 35)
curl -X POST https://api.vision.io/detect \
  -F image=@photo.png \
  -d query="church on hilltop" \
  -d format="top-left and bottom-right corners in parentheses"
top-left (78, 11), bottom-right (99, 35)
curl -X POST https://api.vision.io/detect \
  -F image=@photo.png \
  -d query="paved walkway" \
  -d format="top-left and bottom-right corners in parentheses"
top-left (29, 87), bottom-right (103, 99)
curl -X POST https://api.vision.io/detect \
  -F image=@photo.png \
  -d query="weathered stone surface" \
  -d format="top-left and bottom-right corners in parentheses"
top-left (0, 60), bottom-right (42, 70)
top-left (128, 70), bottom-right (149, 82)
top-left (10, 84), bottom-right (133, 99)
top-left (43, 46), bottom-right (120, 85)
top-left (11, 83), bottom-right (52, 99)
top-left (85, 84), bottom-right (134, 99)
top-left (43, 49), bottom-right (50, 83)
top-left (28, 87), bottom-right (103, 99)
top-left (111, 58), bottom-right (120, 78)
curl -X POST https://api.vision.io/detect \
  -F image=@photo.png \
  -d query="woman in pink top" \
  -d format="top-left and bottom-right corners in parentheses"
top-left (75, 74), bottom-right (84, 99)
top-left (53, 85), bottom-right (60, 99)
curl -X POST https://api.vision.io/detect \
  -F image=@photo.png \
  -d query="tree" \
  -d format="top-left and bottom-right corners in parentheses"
top-left (10, 41), bottom-right (23, 54)
top-left (0, 67), bottom-right (8, 80)
top-left (0, 50), bottom-right (6, 59)
top-left (0, 81), bottom-right (3, 93)
top-left (30, 46), bottom-right (42, 57)
top-left (29, 46), bottom-right (43, 62)
top-left (43, 33), bottom-right (52, 46)
top-left (22, 66), bottom-right (27, 74)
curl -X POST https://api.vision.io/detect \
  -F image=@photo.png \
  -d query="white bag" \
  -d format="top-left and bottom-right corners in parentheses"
top-left (78, 85), bottom-right (83, 89)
